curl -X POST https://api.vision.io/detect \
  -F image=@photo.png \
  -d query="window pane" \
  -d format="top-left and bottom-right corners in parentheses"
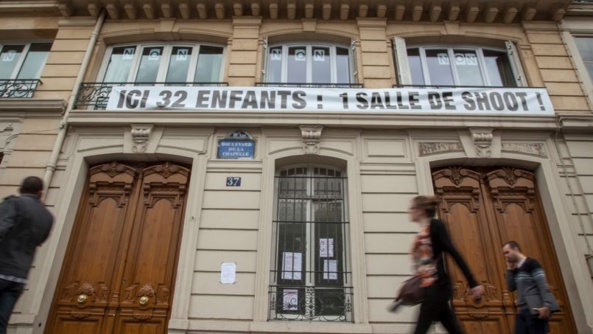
top-left (575, 37), bottom-right (593, 82)
top-left (268, 46), bottom-right (282, 82)
top-left (165, 47), bottom-right (192, 82)
top-left (335, 47), bottom-right (351, 84)
top-left (287, 47), bottom-right (307, 83)
top-left (103, 46), bottom-right (136, 82)
top-left (195, 45), bottom-right (223, 82)
top-left (407, 48), bottom-right (425, 85)
top-left (135, 47), bottom-right (163, 82)
top-left (311, 47), bottom-right (331, 84)
top-left (276, 223), bottom-right (306, 284)
top-left (453, 50), bottom-right (483, 86)
top-left (425, 49), bottom-right (454, 86)
top-left (483, 50), bottom-right (515, 87)
top-left (17, 43), bottom-right (52, 79)
top-left (0, 45), bottom-right (24, 79)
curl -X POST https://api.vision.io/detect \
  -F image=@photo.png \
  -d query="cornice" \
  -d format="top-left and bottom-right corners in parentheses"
top-left (67, 111), bottom-right (560, 130)
top-left (0, 99), bottom-right (66, 116)
top-left (48, 0), bottom-right (572, 23)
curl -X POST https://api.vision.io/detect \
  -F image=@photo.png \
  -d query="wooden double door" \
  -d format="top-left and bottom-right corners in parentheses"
top-left (46, 162), bottom-right (190, 334)
top-left (432, 166), bottom-right (577, 334)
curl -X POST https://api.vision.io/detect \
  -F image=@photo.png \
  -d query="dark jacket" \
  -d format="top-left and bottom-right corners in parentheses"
top-left (0, 194), bottom-right (54, 279)
top-left (429, 218), bottom-right (478, 289)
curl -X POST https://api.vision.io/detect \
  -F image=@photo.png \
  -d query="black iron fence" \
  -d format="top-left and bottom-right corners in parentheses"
top-left (0, 79), bottom-right (41, 98)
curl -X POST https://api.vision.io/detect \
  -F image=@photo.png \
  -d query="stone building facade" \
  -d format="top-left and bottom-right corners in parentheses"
top-left (1, 0), bottom-right (592, 333)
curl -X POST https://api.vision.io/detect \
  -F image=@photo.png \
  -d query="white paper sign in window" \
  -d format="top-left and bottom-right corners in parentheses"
top-left (123, 48), bottom-right (135, 59)
top-left (294, 49), bottom-right (306, 61)
top-left (323, 259), bottom-right (338, 280)
top-left (283, 289), bottom-right (298, 311)
top-left (437, 53), bottom-right (450, 65)
top-left (281, 252), bottom-right (302, 280)
top-left (319, 238), bottom-right (334, 257)
top-left (314, 49), bottom-right (325, 62)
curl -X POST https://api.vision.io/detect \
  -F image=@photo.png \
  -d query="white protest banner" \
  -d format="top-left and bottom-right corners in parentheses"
top-left (106, 86), bottom-right (555, 115)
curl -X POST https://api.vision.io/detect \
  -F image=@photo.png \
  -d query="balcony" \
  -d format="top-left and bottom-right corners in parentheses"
top-left (0, 79), bottom-right (41, 98)
top-left (256, 83), bottom-right (363, 88)
top-left (75, 82), bottom-right (228, 110)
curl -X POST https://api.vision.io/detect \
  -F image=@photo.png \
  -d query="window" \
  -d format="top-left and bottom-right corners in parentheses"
top-left (0, 42), bottom-right (51, 98)
top-left (100, 43), bottom-right (225, 83)
top-left (575, 37), bottom-right (593, 82)
top-left (394, 38), bottom-right (524, 87)
top-left (269, 166), bottom-right (352, 322)
top-left (265, 43), bottom-right (354, 85)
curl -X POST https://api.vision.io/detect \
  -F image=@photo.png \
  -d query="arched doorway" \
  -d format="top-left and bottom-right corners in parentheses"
top-left (432, 166), bottom-right (577, 334)
top-left (45, 161), bottom-right (190, 334)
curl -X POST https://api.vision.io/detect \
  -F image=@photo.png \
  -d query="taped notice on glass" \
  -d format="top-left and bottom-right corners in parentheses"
top-left (281, 252), bottom-right (302, 280)
top-left (283, 289), bottom-right (298, 311)
top-left (323, 259), bottom-right (338, 280)
top-left (319, 238), bottom-right (334, 258)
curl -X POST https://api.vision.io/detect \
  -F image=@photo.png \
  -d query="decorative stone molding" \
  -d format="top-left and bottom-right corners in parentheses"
top-left (501, 142), bottom-right (547, 158)
top-left (470, 128), bottom-right (493, 157)
top-left (130, 124), bottom-right (154, 153)
top-left (419, 142), bottom-right (464, 156)
top-left (299, 125), bottom-right (323, 155)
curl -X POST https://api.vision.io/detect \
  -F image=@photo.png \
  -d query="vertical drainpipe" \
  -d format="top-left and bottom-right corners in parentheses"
top-left (42, 9), bottom-right (106, 200)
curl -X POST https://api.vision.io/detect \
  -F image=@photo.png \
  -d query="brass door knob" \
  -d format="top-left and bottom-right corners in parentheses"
top-left (139, 296), bottom-right (149, 305)
top-left (77, 294), bottom-right (88, 304)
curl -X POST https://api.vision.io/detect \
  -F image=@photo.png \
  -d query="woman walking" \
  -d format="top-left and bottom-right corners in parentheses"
top-left (409, 195), bottom-right (485, 334)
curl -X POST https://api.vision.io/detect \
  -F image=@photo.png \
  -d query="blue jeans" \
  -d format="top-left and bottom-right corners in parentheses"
top-left (514, 308), bottom-right (549, 334)
top-left (0, 279), bottom-right (24, 334)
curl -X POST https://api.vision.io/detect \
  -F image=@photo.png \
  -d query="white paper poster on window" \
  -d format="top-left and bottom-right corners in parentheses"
top-left (323, 259), bottom-right (338, 280)
top-left (319, 238), bottom-right (334, 258)
top-left (176, 49), bottom-right (188, 61)
top-left (1, 50), bottom-right (16, 62)
top-left (271, 49), bottom-right (281, 61)
top-left (123, 48), bottom-right (135, 59)
top-left (220, 262), bottom-right (236, 284)
top-left (437, 53), bottom-right (450, 65)
top-left (281, 252), bottom-right (302, 280)
top-left (294, 49), bottom-right (306, 61)
top-left (148, 49), bottom-right (161, 60)
top-left (313, 49), bottom-right (325, 61)
top-left (283, 289), bottom-right (298, 311)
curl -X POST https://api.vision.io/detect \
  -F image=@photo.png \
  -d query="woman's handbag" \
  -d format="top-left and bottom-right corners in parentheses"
top-left (396, 275), bottom-right (424, 305)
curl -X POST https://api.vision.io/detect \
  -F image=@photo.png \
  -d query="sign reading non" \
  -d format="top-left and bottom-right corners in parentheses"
top-left (226, 177), bottom-right (242, 187)
top-left (217, 130), bottom-right (255, 159)
top-left (107, 86), bottom-right (555, 115)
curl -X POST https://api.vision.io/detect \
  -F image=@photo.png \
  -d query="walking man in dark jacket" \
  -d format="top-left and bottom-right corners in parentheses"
top-left (0, 176), bottom-right (54, 334)
top-left (503, 241), bottom-right (555, 334)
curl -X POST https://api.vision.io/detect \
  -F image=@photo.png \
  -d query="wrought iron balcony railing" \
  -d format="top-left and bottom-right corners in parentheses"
top-left (75, 81), bottom-right (229, 110)
top-left (269, 285), bottom-right (353, 322)
top-left (256, 82), bottom-right (364, 88)
top-left (0, 79), bottom-right (41, 98)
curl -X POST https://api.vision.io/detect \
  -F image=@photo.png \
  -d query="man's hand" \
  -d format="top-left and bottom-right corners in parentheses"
top-left (532, 306), bottom-right (551, 319)
top-left (471, 285), bottom-right (485, 302)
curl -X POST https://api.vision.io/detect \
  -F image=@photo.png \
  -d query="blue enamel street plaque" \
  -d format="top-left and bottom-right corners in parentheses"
top-left (217, 139), bottom-right (255, 159)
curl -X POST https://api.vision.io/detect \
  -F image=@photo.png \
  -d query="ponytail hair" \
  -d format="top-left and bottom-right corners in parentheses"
top-left (412, 195), bottom-right (440, 218)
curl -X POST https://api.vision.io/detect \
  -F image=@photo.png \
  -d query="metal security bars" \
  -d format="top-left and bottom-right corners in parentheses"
top-left (269, 166), bottom-right (352, 322)
top-left (0, 79), bottom-right (41, 98)
top-left (75, 82), bottom-right (228, 110)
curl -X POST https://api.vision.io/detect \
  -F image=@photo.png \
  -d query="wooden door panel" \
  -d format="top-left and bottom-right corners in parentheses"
top-left (47, 162), bottom-right (190, 334)
top-left (485, 168), bottom-right (576, 334)
top-left (433, 167), bottom-right (578, 334)
top-left (47, 163), bottom-right (138, 334)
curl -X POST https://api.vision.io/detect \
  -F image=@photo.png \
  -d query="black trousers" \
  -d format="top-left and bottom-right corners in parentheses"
top-left (414, 284), bottom-right (464, 334)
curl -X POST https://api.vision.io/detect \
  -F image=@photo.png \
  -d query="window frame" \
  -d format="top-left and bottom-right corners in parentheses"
top-left (264, 42), bottom-right (355, 84)
top-left (97, 42), bottom-right (227, 83)
top-left (270, 164), bottom-right (352, 322)
top-left (0, 41), bottom-right (52, 80)
top-left (393, 38), bottom-right (526, 87)
top-left (571, 35), bottom-right (593, 95)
